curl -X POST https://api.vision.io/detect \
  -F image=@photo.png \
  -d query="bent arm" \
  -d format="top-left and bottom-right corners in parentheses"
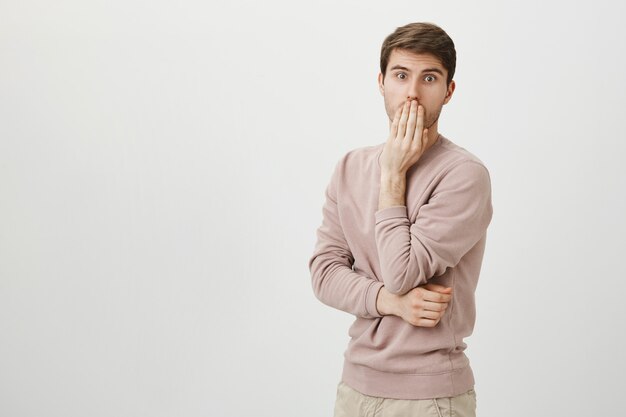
top-left (309, 161), bottom-right (385, 319)
top-left (375, 161), bottom-right (493, 294)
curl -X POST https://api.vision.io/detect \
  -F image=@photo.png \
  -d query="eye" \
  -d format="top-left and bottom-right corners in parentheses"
top-left (396, 72), bottom-right (407, 80)
top-left (424, 75), bottom-right (437, 82)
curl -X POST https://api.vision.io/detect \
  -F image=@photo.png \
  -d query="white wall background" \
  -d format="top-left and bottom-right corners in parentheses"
top-left (1, 1), bottom-right (625, 416)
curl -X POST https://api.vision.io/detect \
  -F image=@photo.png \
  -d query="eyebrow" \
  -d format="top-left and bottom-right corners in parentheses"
top-left (389, 65), bottom-right (445, 76)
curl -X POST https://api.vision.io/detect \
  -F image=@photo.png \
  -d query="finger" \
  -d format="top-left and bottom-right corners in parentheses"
top-left (423, 283), bottom-right (450, 292)
top-left (422, 300), bottom-right (448, 312)
top-left (422, 290), bottom-right (452, 303)
top-left (394, 104), bottom-right (403, 119)
top-left (414, 318), bottom-right (438, 328)
top-left (416, 309), bottom-right (440, 319)
top-left (422, 127), bottom-right (429, 150)
top-left (397, 99), bottom-right (410, 139)
top-left (412, 104), bottom-right (425, 146)
top-left (404, 100), bottom-right (418, 140)
top-left (389, 106), bottom-right (402, 138)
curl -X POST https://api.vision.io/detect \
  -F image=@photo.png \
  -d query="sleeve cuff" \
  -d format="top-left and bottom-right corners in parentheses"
top-left (365, 280), bottom-right (385, 318)
top-left (374, 205), bottom-right (408, 223)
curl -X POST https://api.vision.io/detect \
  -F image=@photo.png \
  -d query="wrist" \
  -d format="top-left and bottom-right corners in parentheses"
top-left (379, 172), bottom-right (406, 210)
top-left (376, 286), bottom-right (398, 316)
top-left (380, 170), bottom-right (406, 184)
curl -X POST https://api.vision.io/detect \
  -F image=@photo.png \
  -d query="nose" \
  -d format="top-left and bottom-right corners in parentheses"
top-left (407, 80), bottom-right (421, 102)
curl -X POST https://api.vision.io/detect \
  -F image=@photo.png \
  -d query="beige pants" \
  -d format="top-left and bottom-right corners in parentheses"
top-left (333, 381), bottom-right (477, 417)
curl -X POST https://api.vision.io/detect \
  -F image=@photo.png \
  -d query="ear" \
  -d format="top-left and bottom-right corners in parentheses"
top-left (377, 72), bottom-right (384, 96)
top-left (443, 80), bottom-right (456, 105)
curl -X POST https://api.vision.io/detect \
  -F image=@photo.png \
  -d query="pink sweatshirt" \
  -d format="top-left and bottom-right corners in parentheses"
top-left (308, 134), bottom-right (493, 400)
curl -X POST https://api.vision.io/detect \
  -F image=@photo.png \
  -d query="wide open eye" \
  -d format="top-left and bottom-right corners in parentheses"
top-left (424, 75), bottom-right (436, 82)
top-left (396, 72), bottom-right (407, 80)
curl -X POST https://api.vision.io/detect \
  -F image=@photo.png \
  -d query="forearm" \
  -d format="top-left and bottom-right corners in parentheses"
top-left (375, 162), bottom-right (494, 295)
top-left (310, 258), bottom-right (385, 319)
top-left (375, 205), bottom-right (435, 294)
top-left (378, 172), bottom-right (407, 210)
top-left (376, 172), bottom-right (424, 294)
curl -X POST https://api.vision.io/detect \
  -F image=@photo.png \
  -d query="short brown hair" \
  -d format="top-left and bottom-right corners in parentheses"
top-left (380, 22), bottom-right (456, 87)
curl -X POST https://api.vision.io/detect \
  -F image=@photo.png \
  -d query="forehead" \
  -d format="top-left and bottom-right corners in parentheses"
top-left (387, 49), bottom-right (446, 74)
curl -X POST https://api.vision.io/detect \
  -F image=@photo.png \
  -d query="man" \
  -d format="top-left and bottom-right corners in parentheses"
top-left (308, 22), bottom-right (493, 416)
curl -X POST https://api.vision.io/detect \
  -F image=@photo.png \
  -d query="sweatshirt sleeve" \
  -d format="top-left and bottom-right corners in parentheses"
top-left (308, 159), bottom-right (385, 319)
top-left (374, 160), bottom-right (493, 295)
